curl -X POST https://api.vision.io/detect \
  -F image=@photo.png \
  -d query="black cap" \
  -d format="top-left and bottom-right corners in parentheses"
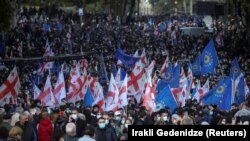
top-left (108, 111), bottom-right (114, 116)
top-left (231, 103), bottom-right (238, 107)
top-left (93, 104), bottom-right (99, 108)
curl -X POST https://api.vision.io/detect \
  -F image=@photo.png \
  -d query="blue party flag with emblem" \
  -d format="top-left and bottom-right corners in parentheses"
top-left (191, 55), bottom-right (201, 76)
top-left (163, 64), bottom-right (173, 83)
top-left (83, 87), bottom-right (94, 107)
top-left (156, 80), bottom-right (168, 94)
top-left (155, 85), bottom-right (178, 113)
top-left (202, 76), bottom-right (233, 111)
top-left (230, 58), bottom-right (241, 80)
top-left (115, 49), bottom-right (140, 68)
top-left (234, 75), bottom-right (248, 105)
top-left (200, 39), bottom-right (219, 75)
top-left (156, 64), bottom-right (173, 92)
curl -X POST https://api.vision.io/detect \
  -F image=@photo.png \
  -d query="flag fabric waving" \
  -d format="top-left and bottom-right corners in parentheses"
top-left (200, 39), bottom-right (219, 75)
top-left (202, 76), bottom-right (233, 111)
top-left (155, 85), bottom-right (178, 113)
top-left (230, 58), bottom-right (241, 79)
top-left (115, 49), bottom-right (140, 68)
top-left (0, 67), bottom-right (20, 106)
top-left (118, 75), bottom-right (128, 108)
top-left (83, 87), bottom-right (94, 107)
top-left (106, 74), bottom-right (119, 111)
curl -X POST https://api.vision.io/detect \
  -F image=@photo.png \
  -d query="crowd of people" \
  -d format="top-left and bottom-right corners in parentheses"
top-left (0, 4), bottom-right (250, 141)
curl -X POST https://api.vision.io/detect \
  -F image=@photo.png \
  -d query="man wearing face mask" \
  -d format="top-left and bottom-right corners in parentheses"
top-left (66, 108), bottom-right (87, 138)
top-left (121, 118), bottom-right (132, 140)
top-left (95, 117), bottom-right (117, 141)
top-left (15, 113), bottom-right (37, 141)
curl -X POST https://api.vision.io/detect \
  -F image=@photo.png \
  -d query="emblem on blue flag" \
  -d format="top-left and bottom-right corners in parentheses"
top-left (216, 86), bottom-right (225, 94)
top-left (203, 51), bottom-right (214, 66)
top-left (165, 72), bottom-right (172, 81)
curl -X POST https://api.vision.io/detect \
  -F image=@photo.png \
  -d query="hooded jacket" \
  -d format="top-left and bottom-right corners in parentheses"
top-left (38, 119), bottom-right (53, 141)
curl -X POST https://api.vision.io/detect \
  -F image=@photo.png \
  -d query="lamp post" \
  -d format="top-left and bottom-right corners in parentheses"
top-left (174, 0), bottom-right (178, 13)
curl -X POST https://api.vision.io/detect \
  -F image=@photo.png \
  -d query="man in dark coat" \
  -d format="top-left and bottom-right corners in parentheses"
top-left (64, 108), bottom-right (87, 138)
top-left (95, 117), bottom-right (117, 141)
top-left (15, 113), bottom-right (37, 141)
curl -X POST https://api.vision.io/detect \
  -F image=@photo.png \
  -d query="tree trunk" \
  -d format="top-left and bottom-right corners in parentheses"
top-left (126, 0), bottom-right (136, 24)
top-left (121, 0), bottom-right (127, 16)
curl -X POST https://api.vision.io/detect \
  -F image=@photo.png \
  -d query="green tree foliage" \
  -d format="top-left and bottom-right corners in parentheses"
top-left (149, 0), bottom-right (183, 15)
top-left (241, 0), bottom-right (250, 32)
top-left (0, 0), bottom-right (13, 32)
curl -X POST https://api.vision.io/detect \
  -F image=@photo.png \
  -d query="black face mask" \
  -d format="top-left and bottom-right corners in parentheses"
top-left (24, 121), bottom-right (29, 126)
top-left (93, 110), bottom-right (98, 114)
top-left (84, 110), bottom-right (91, 115)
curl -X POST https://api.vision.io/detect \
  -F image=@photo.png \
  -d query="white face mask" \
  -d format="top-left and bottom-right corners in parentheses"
top-left (97, 115), bottom-right (102, 119)
top-left (72, 114), bottom-right (78, 120)
top-left (124, 124), bottom-right (130, 128)
top-left (163, 116), bottom-right (168, 122)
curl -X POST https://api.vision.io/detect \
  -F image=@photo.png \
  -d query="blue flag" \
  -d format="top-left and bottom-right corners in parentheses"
top-left (159, 23), bottom-right (166, 32)
top-left (157, 64), bottom-right (180, 89)
top-left (115, 49), bottom-right (140, 68)
top-left (170, 64), bottom-right (180, 88)
top-left (148, 18), bottom-right (154, 26)
top-left (43, 23), bottom-right (51, 31)
top-left (192, 56), bottom-right (201, 76)
top-left (156, 80), bottom-right (168, 94)
top-left (230, 58), bottom-right (241, 79)
top-left (112, 63), bottom-right (117, 77)
top-left (165, 19), bottom-right (172, 27)
top-left (118, 67), bottom-right (126, 81)
top-left (191, 82), bottom-right (199, 99)
top-left (194, 16), bottom-right (200, 27)
top-left (84, 87), bottom-right (94, 107)
top-left (200, 39), bottom-right (219, 75)
top-left (202, 76), bottom-right (233, 111)
top-left (56, 23), bottom-right (63, 31)
top-left (234, 76), bottom-right (247, 105)
top-left (163, 64), bottom-right (173, 83)
top-left (156, 86), bottom-right (178, 113)
top-left (156, 64), bottom-right (173, 92)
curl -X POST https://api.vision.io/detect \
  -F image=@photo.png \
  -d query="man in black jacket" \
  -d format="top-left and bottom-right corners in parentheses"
top-left (15, 113), bottom-right (37, 141)
top-left (95, 117), bottom-right (117, 141)
top-left (67, 108), bottom-right (87, 138)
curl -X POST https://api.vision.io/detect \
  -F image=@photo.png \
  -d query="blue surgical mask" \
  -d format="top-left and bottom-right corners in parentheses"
top-left (115, 116), bottom-right (121, 121)
top-left (121, 120), bottom-right (125, 124)
top-left (99, 123), bottom-right (106, 129)
top-left (105, 119), bottom-right (109, 125)
top-left (209, 111), bottom-right (213, 115)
